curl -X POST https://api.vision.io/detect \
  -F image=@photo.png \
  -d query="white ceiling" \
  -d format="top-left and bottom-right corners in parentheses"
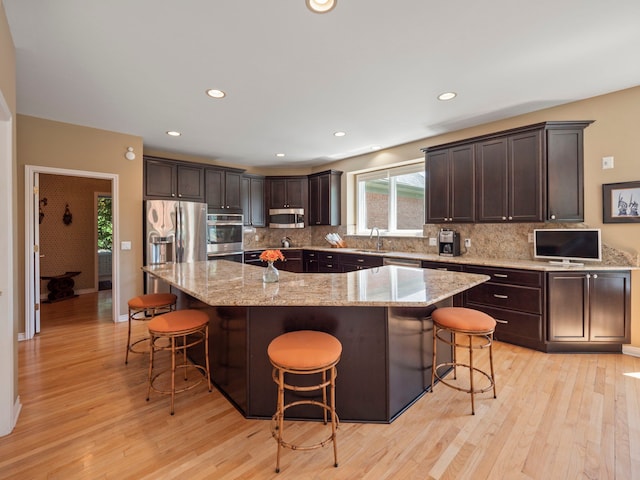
top-left (5, 0), bottom-right (640, 168)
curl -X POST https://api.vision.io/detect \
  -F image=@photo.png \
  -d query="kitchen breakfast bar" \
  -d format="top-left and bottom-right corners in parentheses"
top-left (143, 260), bottom-right (489, 423)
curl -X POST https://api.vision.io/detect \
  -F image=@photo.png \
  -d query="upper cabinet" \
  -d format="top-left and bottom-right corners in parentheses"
top-left (422, 121), bottom-right (593, 224)
top-left (241, 174), bottom-right (266, 227)
top-left (425, 145), bottom-right (474, 223)
top-left (308, 170), bottom-right (342, 226)
top-left (144, 156), bottom-right (205, 202)
top-left (266, 176), bottom-right (308, 209)
top-left (205, 167), bottom-right (244, 213)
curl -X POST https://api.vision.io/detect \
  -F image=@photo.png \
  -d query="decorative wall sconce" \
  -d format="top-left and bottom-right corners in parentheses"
top-left (63, 204), bottom-right (73, 225)
top-left (39, 197), bottom-right (48, 224)
top-left (306, 0), bottom-right (337, 13)
top-left (125, 147), bottom-right (136, 161)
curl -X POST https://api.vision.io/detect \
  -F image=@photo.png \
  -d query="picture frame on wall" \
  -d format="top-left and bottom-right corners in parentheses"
top-left (602, 181), bottom-right (640, 223)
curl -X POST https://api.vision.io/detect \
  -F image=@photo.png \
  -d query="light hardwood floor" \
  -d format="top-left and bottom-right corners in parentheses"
top-left (1, 292), bottom-right (639, 479)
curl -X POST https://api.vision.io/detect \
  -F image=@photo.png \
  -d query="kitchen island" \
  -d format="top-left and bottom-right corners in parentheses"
top-left (143, 260), bottom-right (489, 423)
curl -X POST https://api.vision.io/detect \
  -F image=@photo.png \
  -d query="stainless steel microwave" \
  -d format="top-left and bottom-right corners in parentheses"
top-left (268, 208), bottom-right (305, 228)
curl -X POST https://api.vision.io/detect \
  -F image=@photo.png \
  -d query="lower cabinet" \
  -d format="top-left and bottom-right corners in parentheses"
top-left (464, 266), bottom-right (546, 351)
top-left (421, 261), bottom-right (465, 306)
top-left (546, 271), bottom-right (630, 351)
top-left (339, 253), bottom-right (384, 272)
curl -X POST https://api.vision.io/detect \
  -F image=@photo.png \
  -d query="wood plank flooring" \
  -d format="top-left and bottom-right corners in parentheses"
top-left (1, 292), bottom-right (639, 479)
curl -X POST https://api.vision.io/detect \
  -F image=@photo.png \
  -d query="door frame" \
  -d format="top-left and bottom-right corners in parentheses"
top-left (24, 165), bottom-right (120, 340)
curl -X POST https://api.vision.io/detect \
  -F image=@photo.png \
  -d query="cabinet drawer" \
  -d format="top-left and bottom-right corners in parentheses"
top-left (319, 261), bottom-right (340, 272)
top-left (466, 282), bottom-right (542, 314)
top-left (468, 305), bottom-right (544, 351)
top-left (339, 254), bottom-right (384, 268)
top-left (465, 266), bottom-right (542, 287)
top-left (318, 251), bottom-right (339, 262)
top-left (244, 250), bottom-right (262, 262)
top-left (421, 261), bottom-right (464, 272)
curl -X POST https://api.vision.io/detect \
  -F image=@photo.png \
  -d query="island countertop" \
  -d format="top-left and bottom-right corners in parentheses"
top-left (143, 260), bottom-right (489, 307)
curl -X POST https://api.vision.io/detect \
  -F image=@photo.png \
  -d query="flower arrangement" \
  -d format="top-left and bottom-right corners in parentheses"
top-left (259, 249), bottom-right (285, 263)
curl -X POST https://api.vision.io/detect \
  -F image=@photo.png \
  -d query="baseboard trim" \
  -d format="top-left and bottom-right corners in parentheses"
top-left (622, 345), bottom-right (640, 357)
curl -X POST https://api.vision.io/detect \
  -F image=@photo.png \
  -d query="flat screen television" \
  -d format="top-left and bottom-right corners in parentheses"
top-left (533, 228), bottom-right (602, 266)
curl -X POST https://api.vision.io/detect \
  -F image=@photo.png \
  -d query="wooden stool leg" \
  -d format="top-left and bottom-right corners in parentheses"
top-left (170, 336), bottom-right (176, 415)
top-left (126, 307), bottom-right (134, 364)
top-left (430, 324), bottom-right (437, 393)
top-left (489, 333), bottom-right (497, 399)
top-left (204, 325), bottom-right (212, 392)
top-left (146, 333), bottom-right (155, 402)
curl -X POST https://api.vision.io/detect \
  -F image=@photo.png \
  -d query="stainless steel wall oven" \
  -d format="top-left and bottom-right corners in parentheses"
top-left (206, 213), bottom-right (244, 262)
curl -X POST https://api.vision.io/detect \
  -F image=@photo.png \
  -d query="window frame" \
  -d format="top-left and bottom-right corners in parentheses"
top-left (355, 161), bottom-right (424, 236)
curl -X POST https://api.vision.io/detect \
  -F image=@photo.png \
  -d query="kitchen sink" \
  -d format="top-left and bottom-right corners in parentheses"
top-left (351, 249), bottom-right (388, 254)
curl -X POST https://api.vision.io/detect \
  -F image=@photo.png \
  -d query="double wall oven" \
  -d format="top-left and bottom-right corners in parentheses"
top-left (206, 213), bottom-right (244, 262)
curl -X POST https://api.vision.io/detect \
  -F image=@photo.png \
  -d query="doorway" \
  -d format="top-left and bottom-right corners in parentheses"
top-left (24, 166), bottom-right (120, 339)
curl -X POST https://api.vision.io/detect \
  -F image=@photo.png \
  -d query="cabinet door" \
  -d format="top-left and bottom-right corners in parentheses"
top-left (205, 168), bottom-right (224, 209)
top-left (547, 273), bottom-right (588, 341)
top-left (176, 164), bottom-right (204, 201)
top-left (476, 138), bottom-right (508, 222)
top-left (285, 177), bottom-right (306, 208)
top-left (425, 150), bottom-right (450, 223)
top-left (145, 158), bottom-right (176, 198)
top-left (224, 171), bottom-right (243, 210)
top-left (546, 128), bottom-right (584, 222)
top-left (308, 175), bottom-right (321, 225)
top-left (249, 176), bottom-right (265, 227)
top-left (450, 145), bottom-right (475, 222)
top-left (589, 271), bottom-right (630, 342)
top-left (509, 131), bottom-right (542, 222)
top-left (268, 178), bottom-right (287, 209)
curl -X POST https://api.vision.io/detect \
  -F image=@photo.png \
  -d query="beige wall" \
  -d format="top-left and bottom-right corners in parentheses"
top-left (16, 115), bottom-right (143, 329)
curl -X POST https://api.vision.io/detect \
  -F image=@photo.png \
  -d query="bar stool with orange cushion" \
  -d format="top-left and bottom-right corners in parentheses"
top-left (267, 330), bottom-right (342, 473)
top-left (125, 293), bottom-right (177, 364)
top-left (431, 307), bottom-right (497, 415)
top-left (146, 309), bottom-right (212, 415)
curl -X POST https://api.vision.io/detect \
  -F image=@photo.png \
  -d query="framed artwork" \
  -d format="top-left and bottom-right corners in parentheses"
top-left (603, 181), bottom-right (640, 223)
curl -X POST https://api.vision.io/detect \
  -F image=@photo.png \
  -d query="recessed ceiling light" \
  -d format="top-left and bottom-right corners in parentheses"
top-left (438, 92), bottom-right (457, 101)
top-left (370, 144), bottom-right (381, 151)
top-left (275, 153), bottom-right (285, 157)
top-left (166, 131), bottom-right (181, 137)
top-left (206, 89), bottom-right (226, 99)
top-left (306, 0), bottom-right (337, 14)
top-left (334, 131), bottom-right (346, 137)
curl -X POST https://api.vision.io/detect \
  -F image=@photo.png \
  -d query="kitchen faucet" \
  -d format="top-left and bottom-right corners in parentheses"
top-left (369, 227), bottom-right (382, 251)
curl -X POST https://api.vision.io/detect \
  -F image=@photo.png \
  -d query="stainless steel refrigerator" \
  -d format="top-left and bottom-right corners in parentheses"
top-left (144, 199), bottom-right (207, 294)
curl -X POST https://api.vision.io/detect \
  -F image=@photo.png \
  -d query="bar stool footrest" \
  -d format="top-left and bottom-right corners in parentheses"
top-left (271, 400), bottom-right (339, 451)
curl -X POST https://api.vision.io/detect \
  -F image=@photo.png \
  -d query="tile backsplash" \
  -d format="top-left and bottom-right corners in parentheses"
top-left (244, 223), bottom-right (638, 267)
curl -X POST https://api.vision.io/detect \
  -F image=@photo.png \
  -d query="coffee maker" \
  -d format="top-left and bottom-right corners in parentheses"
top-left (438, 229), bottom-right (461, 257)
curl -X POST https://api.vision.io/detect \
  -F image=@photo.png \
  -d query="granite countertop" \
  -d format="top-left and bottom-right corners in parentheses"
top-left (143, 260), bottom-right (489, 307)
top-left (250, 246), bottom-right (635, 271)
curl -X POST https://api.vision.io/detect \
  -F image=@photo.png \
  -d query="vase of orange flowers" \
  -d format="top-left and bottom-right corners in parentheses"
top-left (260, 249), bottom-right (285, 283)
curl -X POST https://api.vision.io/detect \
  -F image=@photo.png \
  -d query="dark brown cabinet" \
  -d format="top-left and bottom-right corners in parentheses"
top-left (464, 266), bottom-right (546, 351)
top-left (205, 167), bottom-right (243, 212)
top-left (308, 170), bottom-right (342, 226)
top-left (144, 156), bottom-right (205, 202)
top-left (424, 145), bottom-right (474, 223)
top-left (267, 176), bottom-right (307, 209)
top-left (303, 250), bottom-right (319, 272)
top-left (241, 174), bottom-right (265, 227)
top-left (339, 253), bottom-right (384, 272)
top-left (547, 271), bottom-right (630, 349)
top-left (422, 121), bottom-right (592, 224)
top-left (476, 130), bottom-right (542, 222)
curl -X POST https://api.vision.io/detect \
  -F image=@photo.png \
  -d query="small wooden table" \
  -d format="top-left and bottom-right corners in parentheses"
top-left (41, 271), bottom-right (81, 303)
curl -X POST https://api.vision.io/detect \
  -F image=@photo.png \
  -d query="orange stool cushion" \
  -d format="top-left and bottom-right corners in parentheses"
top-left (268, 330), bottom-right (342, 370)
top-left (432, 307), bottom-right (496, 333)
top-left (148, 309), bottom-right (209, 334)
top-left (128, 293), bottom-right (177, 310)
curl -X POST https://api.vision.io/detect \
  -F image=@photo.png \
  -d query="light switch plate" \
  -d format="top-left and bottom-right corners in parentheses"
top-left (602, 156), bottom-right (614, 169)
top-left (121, 241), bottom-right (132, 250)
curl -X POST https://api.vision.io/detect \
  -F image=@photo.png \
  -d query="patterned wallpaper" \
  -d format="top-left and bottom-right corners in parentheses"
top-left (39, 174), bottom-right (112, 295)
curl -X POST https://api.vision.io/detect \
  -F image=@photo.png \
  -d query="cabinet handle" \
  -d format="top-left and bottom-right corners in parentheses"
top-left (502, 216), bottom-right (507, 221)
top-left (494, 273), bottom-right (508, 278)
top-left (586, 273), bottom-right (591, 279)
top-left (550, 214), bottom-right (556, 220)
top-left (493, 294), bottom-right (509, 299)
top-left (508, 216), bottom-right (513, 220)
top-left (171, 193), bottom-right (176, 197)
top-left (593, 274), bottom-right (598, 279)
top-left (495, 319), bottom-right (508, 324)
top-left (327, 264), bottom-right (333, 268)
top-left (327, 255), bottom-right (333, 259)
top-left (357, 259), bottom-right (365, 263)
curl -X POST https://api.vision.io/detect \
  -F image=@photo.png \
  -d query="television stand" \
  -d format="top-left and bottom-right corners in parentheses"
top-left (548, 260), bottom-right (584, 267)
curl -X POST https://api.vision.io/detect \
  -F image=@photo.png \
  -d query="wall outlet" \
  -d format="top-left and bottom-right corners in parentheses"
top-left (121, 241), bottom-right (131, 250)
top-left (464, 238), bottom-right (471, 248)
top-left (428, 237), bottom-right (437, 246)
top-left (602, 156), bottom-right (614, 169)
top-left (528, 233), bottom-right (534, 243)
